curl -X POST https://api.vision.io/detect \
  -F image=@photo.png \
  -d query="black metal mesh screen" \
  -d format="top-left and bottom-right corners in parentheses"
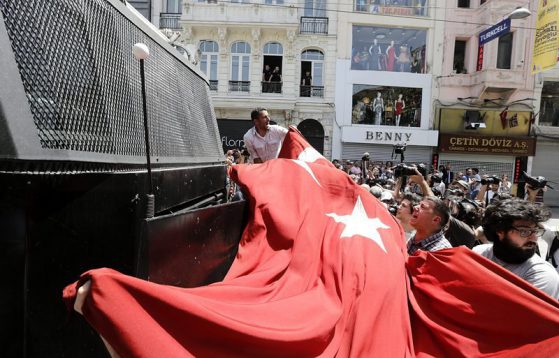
top-left (0, 0), bottom-right (220, 161)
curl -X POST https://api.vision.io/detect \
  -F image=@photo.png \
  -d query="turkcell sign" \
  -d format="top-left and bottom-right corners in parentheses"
top-left (479, 18), bottom-right (511, 45)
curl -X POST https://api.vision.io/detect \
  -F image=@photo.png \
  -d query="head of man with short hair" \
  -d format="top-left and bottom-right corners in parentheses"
top-left (250, 107), bottom-right (270, 135)
top-left (482, 198), bottom-right (550, 264)
top-left (407, 196), bottom-right (452, 254)
top-left (369, 186), bottom-right (383, 199)
top-left (397, 193), bottom-right (421, 233)
top-left (410, 196), bottom-right (450, 236)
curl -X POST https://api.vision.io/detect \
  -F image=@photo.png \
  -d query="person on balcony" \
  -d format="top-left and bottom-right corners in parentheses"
top-left (270, 66), bottom-right (282, 93)
top-left (262, 64), bottom-right (272, 93)
top-left (301, 71), bottom-right (312, 97)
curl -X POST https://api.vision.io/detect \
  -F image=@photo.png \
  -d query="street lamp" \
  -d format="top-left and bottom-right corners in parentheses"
top-left (508, 6), bottom-right (531, 20)
top-left (133, 43), bottom-right (155, 218)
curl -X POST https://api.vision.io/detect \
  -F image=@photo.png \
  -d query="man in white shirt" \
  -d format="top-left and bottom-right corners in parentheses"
top-left (473, 198), bottom-right (559, 299)
top-left (243, 108), bottom-right (288, 163)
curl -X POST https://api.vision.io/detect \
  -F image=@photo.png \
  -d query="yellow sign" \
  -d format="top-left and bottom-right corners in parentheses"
top-left (532, 0), bottom-right (559, 74)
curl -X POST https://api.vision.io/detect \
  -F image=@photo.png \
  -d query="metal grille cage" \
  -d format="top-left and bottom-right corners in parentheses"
top-left (0, 0), bottom-right (221, 164)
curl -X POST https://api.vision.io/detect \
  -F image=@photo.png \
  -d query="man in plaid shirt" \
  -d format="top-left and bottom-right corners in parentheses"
top-left (407, 196), bottom-right (452, 255)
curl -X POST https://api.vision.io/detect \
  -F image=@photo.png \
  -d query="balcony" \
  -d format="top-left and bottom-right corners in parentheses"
top-left (229, 81), bottom-right (250, 92)
top-left (209, 80), bottom-right (218, 91)
top-left (354, 1), bottom-right (428, 17)
top-left (440, 69), bottom-right (526, 90)
top-left (299, 17), bottom-right (328, 35)
top-left (181, 2), bottom-right (298, 25)
top-left (300, 85), bottom-right (324, 98)
top-left (261, 81), bottom-right (282, 94)
top-left (159, 13), bottom-right (182, 30)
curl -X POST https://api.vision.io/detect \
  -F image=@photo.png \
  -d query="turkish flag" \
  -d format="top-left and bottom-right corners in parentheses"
top-left (64, 130), bottom-right (559, 357)
top-left (64, 139), bottom-right (413, 356)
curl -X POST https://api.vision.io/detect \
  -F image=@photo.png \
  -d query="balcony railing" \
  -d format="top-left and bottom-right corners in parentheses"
top-left (159, 13), bottom-right (182, 30)
top-left (261, 81), bottom-right (283, 94)
top-left (229, 81), bottom-right (250, 92)
top-left (300, 17), bottom-right (328, 35)
top-left (209, 80), bottom-right (218, 91)
top-left (354, 2), bottom-right (428, 17)
top-left (300, 85), bottom-right (324, 98)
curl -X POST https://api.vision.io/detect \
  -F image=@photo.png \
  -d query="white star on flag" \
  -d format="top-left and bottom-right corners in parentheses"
top-left (292, 160), bottom-right (322, 187)
top-left (326, 196), bottom-right (390, 253)
top-left (297, 146), bottom-right (324, 163)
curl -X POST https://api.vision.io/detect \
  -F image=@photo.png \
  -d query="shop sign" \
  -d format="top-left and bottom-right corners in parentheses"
top-left (479, 18), bottom-right (511, 45)
top-left (217, 119), bottom-right (253, 152)
top-left (439, 134), bottom-right (536, 156)
top-left (342, 126), bottom-right (439, 146)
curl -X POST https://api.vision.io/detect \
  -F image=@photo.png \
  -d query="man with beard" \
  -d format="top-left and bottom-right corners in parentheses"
top-left (243, 108), bottom-right (288, 163)
top-left (473, 198), bottom-right (559, 299)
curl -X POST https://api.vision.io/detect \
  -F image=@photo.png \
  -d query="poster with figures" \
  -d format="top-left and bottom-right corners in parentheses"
top-left (352, 25), bottom-right (427, 73)
top-left (352, 84), bottom-right (422, 127)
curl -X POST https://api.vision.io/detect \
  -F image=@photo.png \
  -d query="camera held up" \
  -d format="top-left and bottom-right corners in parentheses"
top-left (393, 163), bottom-right (427, 178)
top-left (480, 175), bottom-right (500, 186)
top-left (522, 171), bottom-right (549, 190)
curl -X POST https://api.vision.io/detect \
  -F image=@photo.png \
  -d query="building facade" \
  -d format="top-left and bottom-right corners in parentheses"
top-left (435, 0), bottom-right (537, 196)
top-left (332, 0), bottom-right (443, 164)
top-left (151, 0), bottom-right (337, 157)
top-left (533, 65), bottom-right (559, 207)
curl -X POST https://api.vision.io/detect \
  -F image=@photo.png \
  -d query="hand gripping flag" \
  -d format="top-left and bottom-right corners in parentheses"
top-left (63, 131), bottom-right (414, 356)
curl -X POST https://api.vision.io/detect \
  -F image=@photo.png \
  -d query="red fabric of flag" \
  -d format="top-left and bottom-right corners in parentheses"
top-left (63, 157), bottom-right (413, 357)
top-left (408, 247), bottom-right (559, 358)
top-left (278, 126), bottom-right (334, 167)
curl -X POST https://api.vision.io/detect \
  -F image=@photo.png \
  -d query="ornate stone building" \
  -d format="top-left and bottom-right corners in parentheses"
top-left (153, 0), bottom-right (338, 157)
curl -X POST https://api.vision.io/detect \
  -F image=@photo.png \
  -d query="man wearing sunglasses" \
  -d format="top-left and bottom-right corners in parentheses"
top-left (473, 198), bottom-right (559, 299)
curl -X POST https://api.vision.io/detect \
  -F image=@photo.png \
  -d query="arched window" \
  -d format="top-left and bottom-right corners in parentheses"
top-left (300, 49), bottom-right (325, 97)
top-left (263, 42), bottom-right (283, 55)
top-left (262, 42), bottom-right (284, 93)
top-left (199, 41), bottom-right (219, 90)
top-left (298, 119), bottom-right (325, 154)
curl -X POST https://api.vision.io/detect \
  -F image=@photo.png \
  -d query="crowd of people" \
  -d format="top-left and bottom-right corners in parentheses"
top-left (331, 155), bottom-right (559, 299)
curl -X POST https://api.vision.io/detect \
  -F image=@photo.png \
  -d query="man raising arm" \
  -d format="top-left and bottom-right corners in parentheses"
top-left (243, 108), bottom-right (288, 163)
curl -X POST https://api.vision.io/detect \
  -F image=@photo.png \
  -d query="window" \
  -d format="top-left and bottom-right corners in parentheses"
top-left (539, 81), bottom-right (559, 126)
top-left (457, 0), bottom-right (470, 8)
top-left (230, 42), bottom-right (251, 92)
top-left (351, 26), bottom-right (428, 73)
top-left (304, 0), bottom-right (326, 17)
top-left (200, 41), bottom-right (219, 90)
top-left (262, 43), bottom-right (284, 93)
top-left (453, 40), bottom-right (467, 74)
top-left (496, 32), bottom-right (513, 69)
top-left (264, 0), bottom-right (284, 4)
top-left (300, 49), bottom-right (324, 97)
top-left (167, 0), bottom-right (181, 13)
top-left (352, 84), bottom-right (423, 126)
top-left (480, 0), bottom-right (488, 4)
